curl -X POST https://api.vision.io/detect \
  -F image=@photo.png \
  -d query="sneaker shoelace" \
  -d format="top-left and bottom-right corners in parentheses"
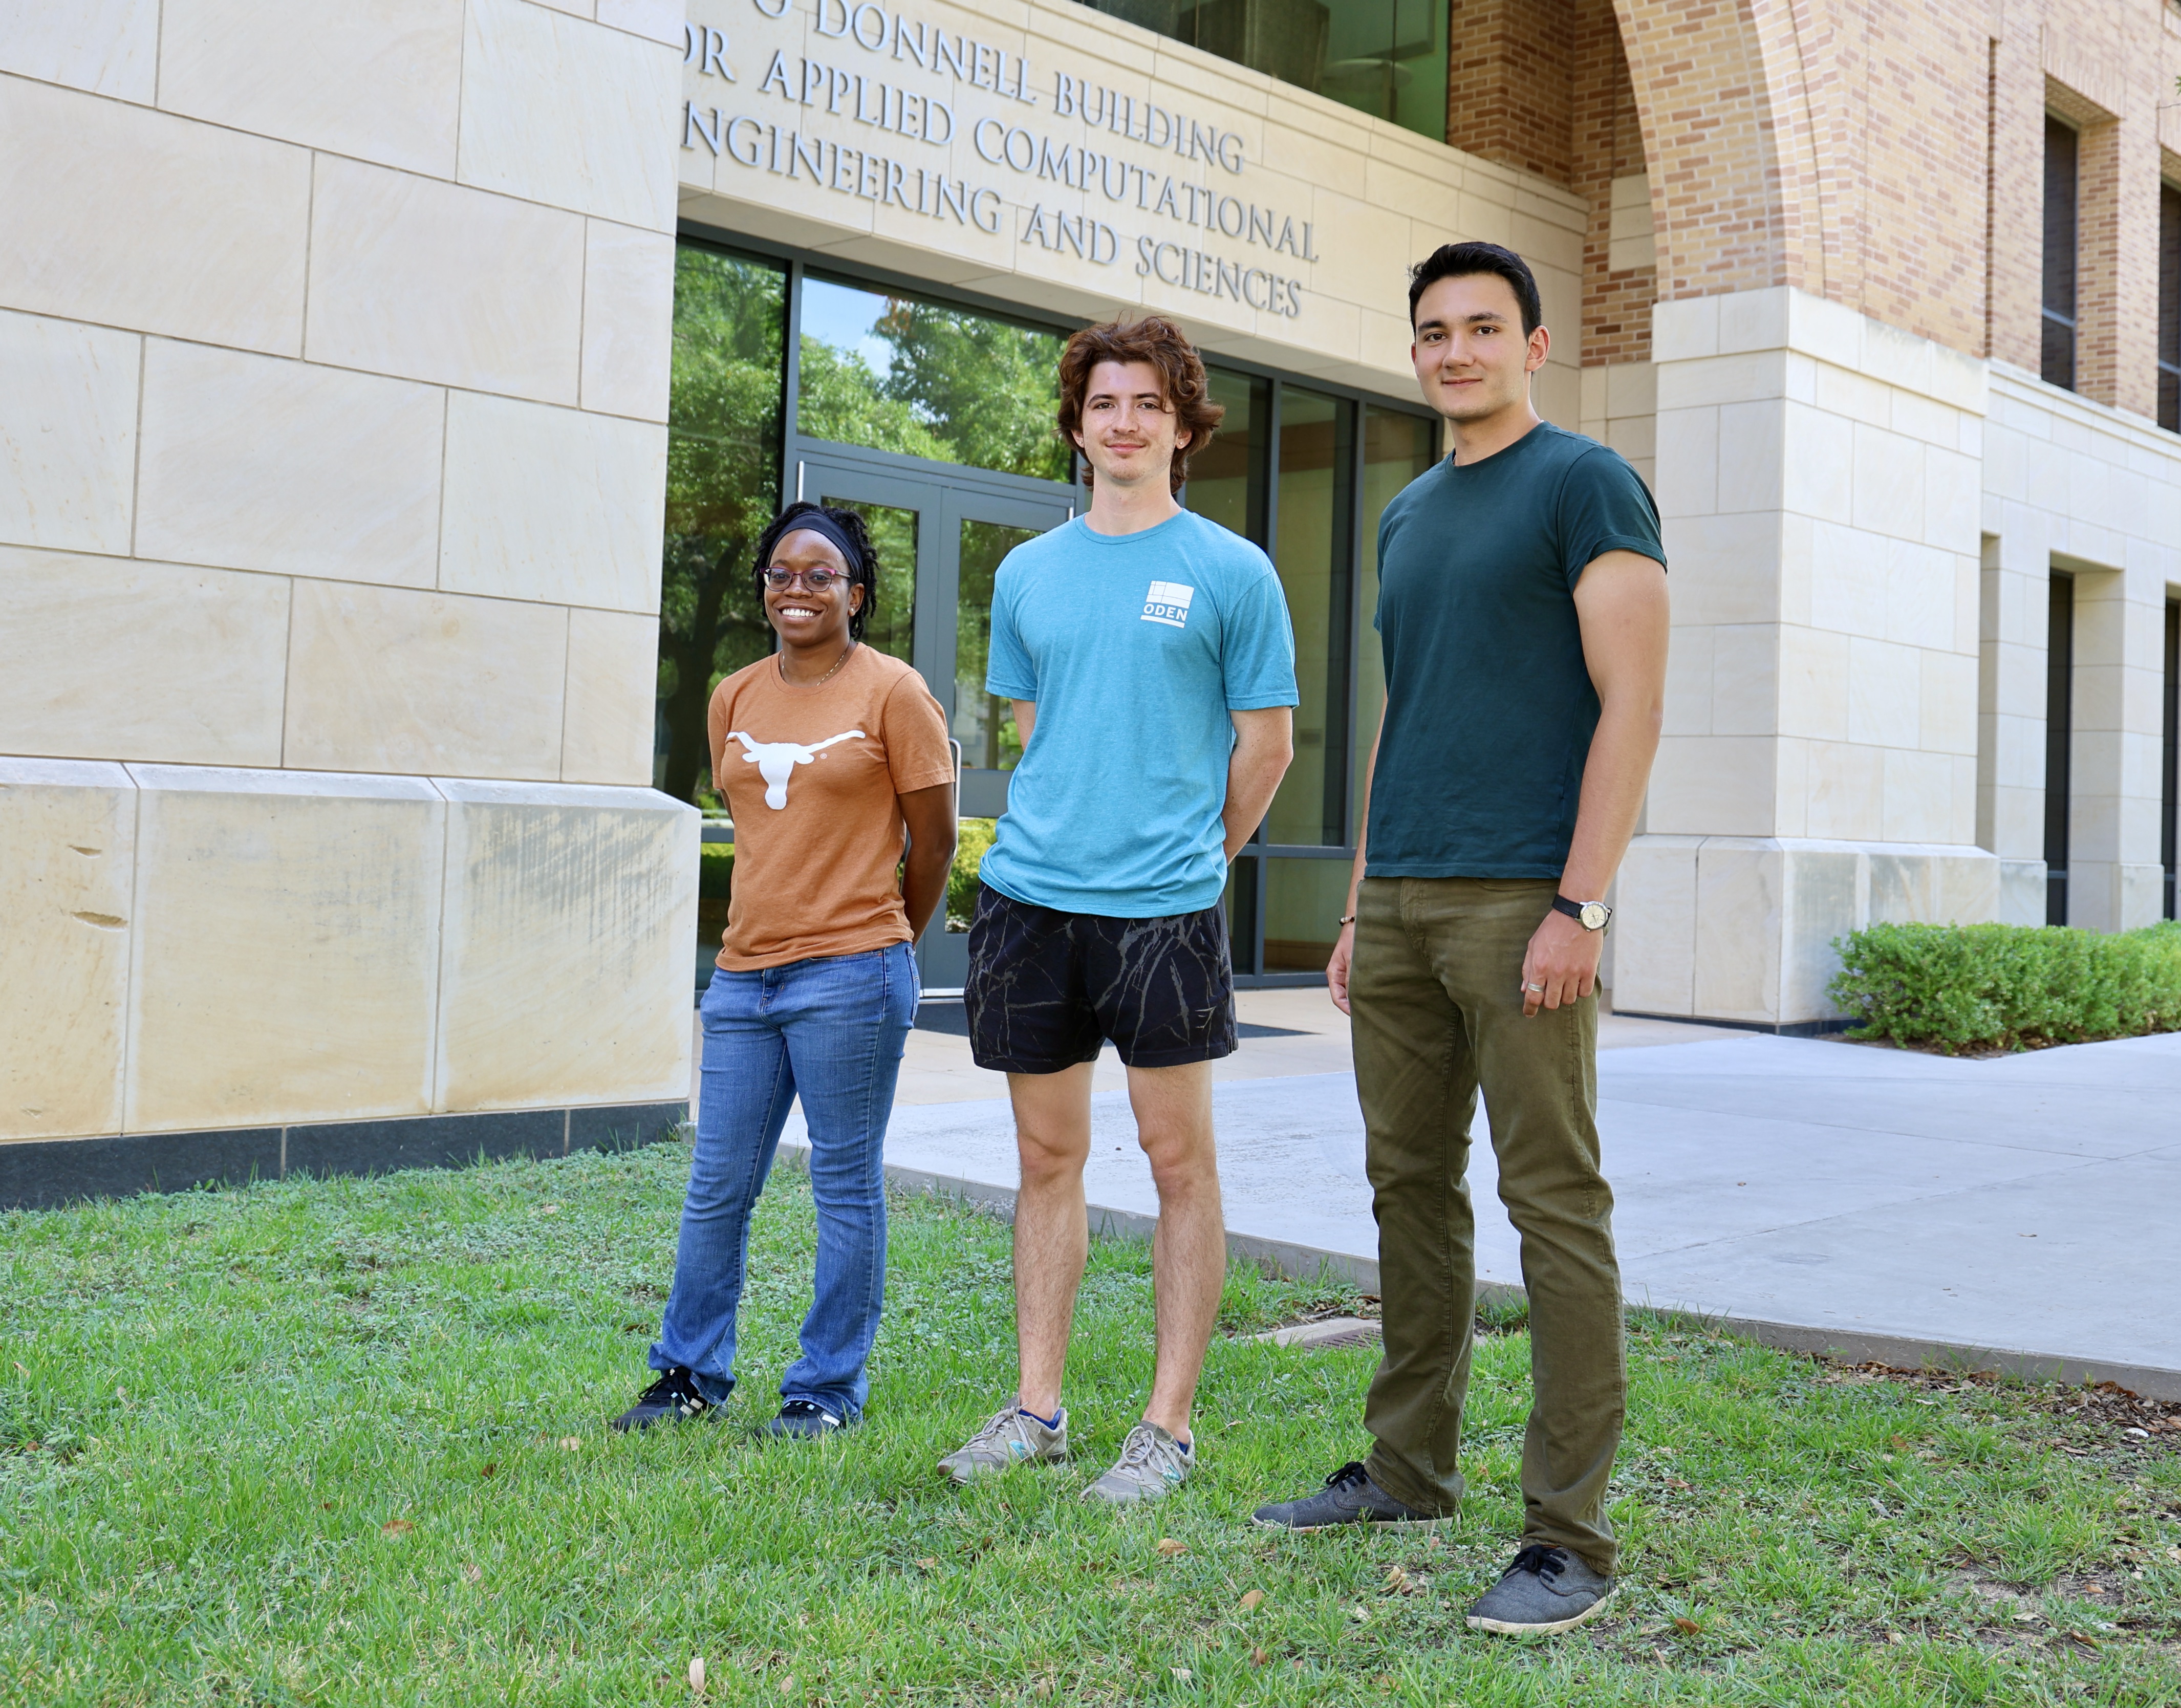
top-left (637, 1369), bottom-right (707, 1414)
top-left (964, 1405), bottom-right (1028, 1448)
top-left (1115, 1425), bottom-right (1168, 1472)
top-left (779, 1399), bottom-right (837, 1426)
top-left (1321, 1460), bottom-right (1372, 1493)
top-left (1506, 1544), bottom-right (1570, 1584)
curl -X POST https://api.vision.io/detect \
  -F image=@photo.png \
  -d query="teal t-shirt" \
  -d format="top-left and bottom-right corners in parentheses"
top-left (981, 509), bottom-right (1298, 917)
top-left (1367, 422), bottom-right (1664, 879)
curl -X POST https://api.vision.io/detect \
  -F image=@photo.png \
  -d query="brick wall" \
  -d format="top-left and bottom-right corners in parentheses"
top-left (1573, 0), bottom-right (1652, 367)
top-left (1445, 0), bottom-right (1575, 186)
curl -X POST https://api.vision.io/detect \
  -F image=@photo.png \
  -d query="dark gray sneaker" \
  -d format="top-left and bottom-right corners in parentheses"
top-left (1464, 1544), bottom-right (1615, 1634)
top-left (1251, 1460), bottom-right (1443, 1529)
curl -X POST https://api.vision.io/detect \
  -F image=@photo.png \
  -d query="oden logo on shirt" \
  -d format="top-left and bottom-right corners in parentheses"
top-left (1141, 581), bottom-right (1195, 628)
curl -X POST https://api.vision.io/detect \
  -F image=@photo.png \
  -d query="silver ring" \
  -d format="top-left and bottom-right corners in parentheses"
top-left (1525, 982), bottom-right (1546, 992)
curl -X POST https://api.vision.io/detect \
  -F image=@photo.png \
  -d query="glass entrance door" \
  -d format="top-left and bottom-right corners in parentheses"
top-left (796, 447), bottom-right (1074, 991)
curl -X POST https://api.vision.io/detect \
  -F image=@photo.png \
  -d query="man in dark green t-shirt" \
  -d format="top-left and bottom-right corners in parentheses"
top-left (1252, 243), bottom-right (1670, 1639)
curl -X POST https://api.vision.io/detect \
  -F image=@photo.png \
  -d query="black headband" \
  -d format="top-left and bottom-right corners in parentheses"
top-left (765, 509), bottom-right (865, 577)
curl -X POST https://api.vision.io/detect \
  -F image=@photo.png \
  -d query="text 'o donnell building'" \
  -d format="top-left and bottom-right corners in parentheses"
top-left (3, 0), bottom-right (2179, 1202)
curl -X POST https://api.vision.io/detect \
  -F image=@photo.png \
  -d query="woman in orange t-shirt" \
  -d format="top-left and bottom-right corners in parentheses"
top-left (614, 502), bottom-right (956, 1438)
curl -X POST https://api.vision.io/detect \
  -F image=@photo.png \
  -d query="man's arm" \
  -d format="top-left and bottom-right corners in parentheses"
top-left (1521, 548), bottom-right (1669, 1017)
top-left (1222, 707), bottom-right (1293, 860)
top-left (1324, 702), bottom-right (1382, 1015)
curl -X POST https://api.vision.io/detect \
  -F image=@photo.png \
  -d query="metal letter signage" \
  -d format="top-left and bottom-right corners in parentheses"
top-left (679, 0), bottom-right (1312, 319)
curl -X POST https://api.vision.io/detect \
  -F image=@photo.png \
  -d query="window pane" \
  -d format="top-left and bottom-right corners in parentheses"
top-left (1223, 858), bottom-right (1258, 975)
top-left (1263, 386), bottom-right (1352, 846)
top-left (956, 517), bottom-right (1042, 769)
top-left (1185, 366), bottom-right (1266, 542)
top-left (798, 275), bottom-right (1072, 481)
top-left (815, 494), bottom-right (918, 667)
top-left (1075, 1), bottom-right (1448, 144)
top-left (661, 244), bottom-right (786, 807)
top-left (1263, 856), bottom-right (1349, 972)
top-left (1354, 408), bottom-right (1438, 834)
top-left (2042, 116), bottom-right (2078, 391)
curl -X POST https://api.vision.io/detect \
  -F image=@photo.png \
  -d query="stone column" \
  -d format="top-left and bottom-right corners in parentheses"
top-left (1612, 287), bottom-right (2000, 1028)
top-left (1975, 531), bottom-right (2050, 924)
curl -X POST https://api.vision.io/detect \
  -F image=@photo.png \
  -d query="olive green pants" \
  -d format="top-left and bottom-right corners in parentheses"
top-left (1352, 876), bottom-right (1625, 1573)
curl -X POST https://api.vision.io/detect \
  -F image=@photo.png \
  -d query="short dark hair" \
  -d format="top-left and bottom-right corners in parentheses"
top-left (751, 501), bottom-right (878, 642)
top-left (1055, 316), bottom-right (1225, 493)
top-left (1407, 242), bottom-right (1543, 336)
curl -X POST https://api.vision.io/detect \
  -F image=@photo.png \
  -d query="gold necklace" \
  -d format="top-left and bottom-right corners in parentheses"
top-left (779, 640), bottom-right (856, 687)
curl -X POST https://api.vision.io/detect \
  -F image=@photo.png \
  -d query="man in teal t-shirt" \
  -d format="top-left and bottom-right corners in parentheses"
top-left (938, 317), bottom-right (1297, 1507)
top-left (1250, 244), bottom-right (1670, 1642)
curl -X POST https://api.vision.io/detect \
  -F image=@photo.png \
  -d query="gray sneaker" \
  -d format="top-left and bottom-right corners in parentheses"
top-left (1251, 1460), bottom-right (1443, 1529)
top-left (1080, 1421), bottom-right (1191, 1505)
top-left (1464, 1544), bottom-right (1615, 1635)
top-left (938, 1402), bottom-right (1069, 1485)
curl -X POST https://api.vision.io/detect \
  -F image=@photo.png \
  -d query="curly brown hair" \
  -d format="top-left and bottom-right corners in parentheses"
top-left (1055, 317), bottom-right (1225, 494)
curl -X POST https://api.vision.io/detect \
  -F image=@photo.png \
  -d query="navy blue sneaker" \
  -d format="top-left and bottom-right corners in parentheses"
top-left (611, 1367), bottom-right (714, 1433)
top-left (767, 1398), bottom-right (852, 1439)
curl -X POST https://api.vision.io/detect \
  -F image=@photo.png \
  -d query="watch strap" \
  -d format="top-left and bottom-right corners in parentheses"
top-left (1549, 895), bottom-right (1587, 924)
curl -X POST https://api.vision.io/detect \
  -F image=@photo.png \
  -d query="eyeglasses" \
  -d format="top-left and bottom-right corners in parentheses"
top-left (761, 566), bottom-right (854, 591)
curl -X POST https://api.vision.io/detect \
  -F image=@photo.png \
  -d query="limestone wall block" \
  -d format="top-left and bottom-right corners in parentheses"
top-left (0, 309), bottom-right (139, 555)
top-left (459, 0), bottom-right (681, 231)
top-left (0, 758), bottom-right (136, 1141)
top-left (0, 0), bottom-right (159, 101)
top-left (122, 767), bottom-right (446, 1132)
top-left (156, 0), bottom-right (464, 177)
top-left (581, 222), bottom-right (677, 422)
top-left (597, 0), bottom-right (685, 48)
top-left (432, 780), bottom-right (698, 1112)
top-left (283, 580), bottom-right (569, 780)
top-left (0, 547), bottom-right (289, 765)
top-left (562, 609), bottom-right (661, 785)
top-left (0, 73), bottom-right (310, 354)
top-left (438, 393), bottom-right (668, 612)
top-left (305, 155), bottom-right (585, 403)
top-left (135, 341), bottom-right (445, 586)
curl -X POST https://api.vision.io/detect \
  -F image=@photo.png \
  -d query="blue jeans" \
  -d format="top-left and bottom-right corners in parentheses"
top-left (651, 941), bottom-right (916, 1421)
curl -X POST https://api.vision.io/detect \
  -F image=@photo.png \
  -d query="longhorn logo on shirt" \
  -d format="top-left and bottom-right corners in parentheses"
top-left (729, 729), bottom-right (865, 808)
top-left (1141, 580), bottom-right (1195, 628)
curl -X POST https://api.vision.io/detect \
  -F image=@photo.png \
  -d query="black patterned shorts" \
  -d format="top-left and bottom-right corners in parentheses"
top-left (963, 884), bottom-right (1238, 1073)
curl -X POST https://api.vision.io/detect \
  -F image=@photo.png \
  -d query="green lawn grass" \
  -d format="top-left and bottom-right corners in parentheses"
top-left (3, 1141), bottom-right (2178, 1706)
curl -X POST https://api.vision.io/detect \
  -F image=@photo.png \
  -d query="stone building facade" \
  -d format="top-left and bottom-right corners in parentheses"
top-left (4, 0), bottom-right (2178, 1199)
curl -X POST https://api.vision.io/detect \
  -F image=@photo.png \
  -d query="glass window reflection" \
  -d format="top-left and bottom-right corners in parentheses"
top-left (659, 243), bottom-right (787, 808)
top-left (1183, 366), bottom-right (1266, 542)
top-left (1264, 386), bottom-right (1352, 847)
top-left (1073, 0), bottom-right (1449, 143)
top-left (1354, 408), bottom-right (1439, 834)
top-left (956, 517), bottom-right (1042, 770)
top-left (798, 275), bottom-right (1073, 483)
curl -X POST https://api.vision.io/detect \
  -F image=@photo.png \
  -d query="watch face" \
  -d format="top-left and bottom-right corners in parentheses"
top-left (1579, 901), bottom-right (1609, 931)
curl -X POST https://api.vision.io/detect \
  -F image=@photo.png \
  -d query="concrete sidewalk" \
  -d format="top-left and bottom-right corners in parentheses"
top-left (710, 990), bottom-right (2181, 1399)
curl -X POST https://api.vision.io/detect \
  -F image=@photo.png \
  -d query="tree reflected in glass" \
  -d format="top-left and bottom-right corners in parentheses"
top-left (659, 246), bottom-right (786, 808)
top-left (798, 276), bottom-right (1071, 482)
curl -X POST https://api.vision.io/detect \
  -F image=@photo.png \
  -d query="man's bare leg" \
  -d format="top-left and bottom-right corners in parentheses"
top-left (1129, 1059), bottom-right (1223, 1444)
top-left (1007, 1061), bottom-right (1096, 1419)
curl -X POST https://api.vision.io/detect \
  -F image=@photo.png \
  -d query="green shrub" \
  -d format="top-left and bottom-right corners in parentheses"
top-left (698, 841), bottom-right (735, 900)
top-left (1826, 919), bottom-right (2181, 1053)
top-left (947, 817), bottom-right (998, 928)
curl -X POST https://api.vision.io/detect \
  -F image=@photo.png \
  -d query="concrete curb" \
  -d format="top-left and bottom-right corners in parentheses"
top-left (780, 1138), bottom-right (2181, 1402)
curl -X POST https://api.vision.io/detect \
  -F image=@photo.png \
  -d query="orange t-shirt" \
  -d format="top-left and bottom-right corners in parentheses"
top-left (707, 645), bottom-right (955, 971)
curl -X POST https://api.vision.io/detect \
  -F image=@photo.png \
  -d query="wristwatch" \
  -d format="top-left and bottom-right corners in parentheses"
top-left (1551, 896), bottom-right (1612, 932)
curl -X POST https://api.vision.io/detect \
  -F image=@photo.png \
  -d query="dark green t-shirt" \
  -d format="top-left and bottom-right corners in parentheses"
top-left (1366, 421), bottom-right (1664, 879)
